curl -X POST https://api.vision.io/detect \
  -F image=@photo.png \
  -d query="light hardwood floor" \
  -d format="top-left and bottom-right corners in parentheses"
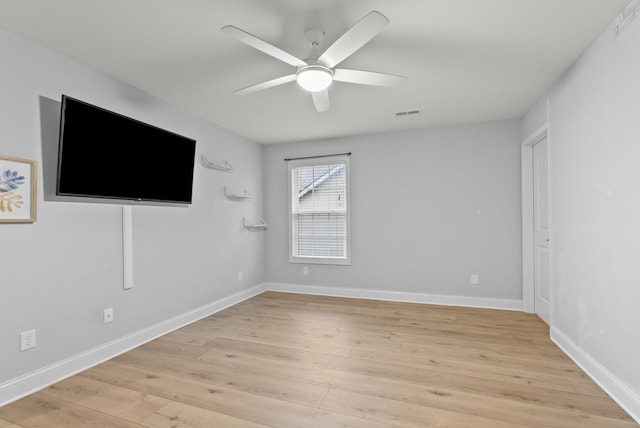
top-left (0, 291), bottom-right (636, 427)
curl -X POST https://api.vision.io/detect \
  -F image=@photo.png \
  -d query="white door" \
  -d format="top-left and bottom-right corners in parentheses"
top-left (533, 137), bottom-right (551, 324)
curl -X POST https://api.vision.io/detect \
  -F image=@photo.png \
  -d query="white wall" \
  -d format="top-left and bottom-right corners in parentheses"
top-left (0, 28), bottom-right (264, 394)
top-left (264, 120), bottom-right (523, 307)
top-left (522, 90), bottom-right (549, 138)
top-left (523, 13), bottom-right (640, 419)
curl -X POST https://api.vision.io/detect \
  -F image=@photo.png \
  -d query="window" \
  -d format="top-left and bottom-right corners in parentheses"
top-left (288, 155), bottom-right (350, 265)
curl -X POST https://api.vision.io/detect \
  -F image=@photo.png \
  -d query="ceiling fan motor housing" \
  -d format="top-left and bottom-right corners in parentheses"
top-left (304, 28), bottom-right (325, 47)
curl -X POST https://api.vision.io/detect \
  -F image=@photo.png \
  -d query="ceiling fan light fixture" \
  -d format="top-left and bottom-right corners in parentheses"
top-left (296, 65), bottom-right (333, 92)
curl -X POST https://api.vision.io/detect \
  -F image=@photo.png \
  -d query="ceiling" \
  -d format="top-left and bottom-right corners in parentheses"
top-left (0, 0), bottom-right (630, 144)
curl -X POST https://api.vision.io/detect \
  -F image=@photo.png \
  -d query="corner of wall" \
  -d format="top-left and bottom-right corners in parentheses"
top-left (551, 327), bottom-right (640, 424)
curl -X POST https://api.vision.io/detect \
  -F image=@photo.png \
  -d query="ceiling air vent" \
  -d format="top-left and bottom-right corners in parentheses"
top-left (395, 109), bottom-right (422, 117)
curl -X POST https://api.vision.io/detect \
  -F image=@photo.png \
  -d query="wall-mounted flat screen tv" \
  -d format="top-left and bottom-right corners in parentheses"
top-left (57, 95), bottom-right (197, 204)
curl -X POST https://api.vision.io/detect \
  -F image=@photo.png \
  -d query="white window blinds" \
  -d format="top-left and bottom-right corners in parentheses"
top-left (288, 155), bottom-right (350, 265)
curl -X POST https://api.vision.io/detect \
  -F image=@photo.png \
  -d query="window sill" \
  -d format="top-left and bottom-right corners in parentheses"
top-left (289, 256), bottom-right (351, 266)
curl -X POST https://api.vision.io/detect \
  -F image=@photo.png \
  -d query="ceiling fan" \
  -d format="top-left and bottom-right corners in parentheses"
top-left (221, 11), bottom-right (406, 112)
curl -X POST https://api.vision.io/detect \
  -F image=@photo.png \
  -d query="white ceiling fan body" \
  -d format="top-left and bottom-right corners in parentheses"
top-left (222, 11), bottom-right (406, 112)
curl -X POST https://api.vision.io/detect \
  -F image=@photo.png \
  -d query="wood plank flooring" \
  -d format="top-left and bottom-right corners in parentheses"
top-left (0, 291), bottom-right (636, 427)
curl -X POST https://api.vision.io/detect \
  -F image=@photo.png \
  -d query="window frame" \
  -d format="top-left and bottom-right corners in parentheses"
top-left (288, 154), bottom-right (351, 266)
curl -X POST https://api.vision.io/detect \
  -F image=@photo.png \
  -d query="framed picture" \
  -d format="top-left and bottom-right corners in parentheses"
top-left (0, 155), bottom-right (37, 223)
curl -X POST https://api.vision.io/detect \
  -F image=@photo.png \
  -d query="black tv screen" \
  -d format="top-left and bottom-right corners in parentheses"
top-left (57, 95), bottom-right (196, 204)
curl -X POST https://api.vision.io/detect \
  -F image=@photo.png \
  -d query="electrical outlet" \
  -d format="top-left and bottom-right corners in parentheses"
top-left (20, 329), bottom-right (36, 351)
top-left (103, 307), bottom-right (114, 324)
top-left (303, 266), bottom-right (309, 275)
top-left (238, 271), bottom-right (244, 281)
top-left (470, 274), bottom-right (479, 285)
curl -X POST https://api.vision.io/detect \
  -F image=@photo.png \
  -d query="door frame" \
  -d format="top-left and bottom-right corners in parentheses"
top-left (521, 123), bottom-right (552, 315)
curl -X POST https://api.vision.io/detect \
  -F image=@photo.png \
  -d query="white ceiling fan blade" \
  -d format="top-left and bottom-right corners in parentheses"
top-left (333, 69), bottom-right (406, 87)
top-left (318, 11), bottom-right (389, 69)
top-left (234, 74), bottom-right (297, 95)
top-left (222, 25), bottom-right (307, 68)
top-left (311, 89), bottom-right (330, 112)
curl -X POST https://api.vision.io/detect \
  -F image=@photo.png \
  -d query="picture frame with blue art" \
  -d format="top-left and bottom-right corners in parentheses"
top-left (0, 155), bottom-right (37, 223)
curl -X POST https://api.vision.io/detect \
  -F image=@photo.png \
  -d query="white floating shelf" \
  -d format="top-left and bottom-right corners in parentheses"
top-left (243, 217), bottom-right (268, 230)
top-left (224, 187), bottom-right (252, 200)
top-left (201, 154), bottom-right (234, 172)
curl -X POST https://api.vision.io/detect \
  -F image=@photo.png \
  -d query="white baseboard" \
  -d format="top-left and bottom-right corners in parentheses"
top-left (264, 282), bottom-right (523, 311)
top-left (551, 326), bottom-right (640, 424)
top-left (13, 281), bottom-right (639, 425)
top-left (0, 283), bottom-right (266, 408)
top-left (0, 282), bottom-right (519, 408)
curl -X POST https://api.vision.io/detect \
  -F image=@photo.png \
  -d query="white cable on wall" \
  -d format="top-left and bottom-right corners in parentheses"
top-left (122, 205), bottom-right (134, 290)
